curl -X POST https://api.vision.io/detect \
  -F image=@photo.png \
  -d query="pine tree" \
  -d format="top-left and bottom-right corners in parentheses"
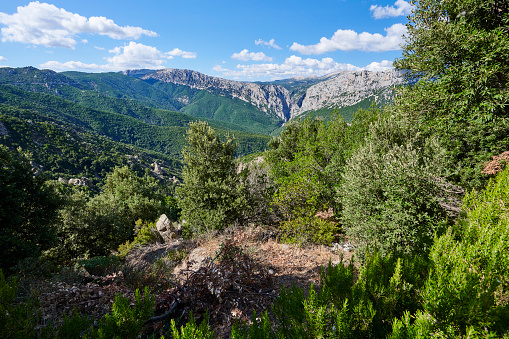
top-left (176, 121), bottom-right (247, 234)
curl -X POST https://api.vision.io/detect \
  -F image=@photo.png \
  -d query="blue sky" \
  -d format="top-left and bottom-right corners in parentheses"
top-left (0, 0), bottom-right (413, 81)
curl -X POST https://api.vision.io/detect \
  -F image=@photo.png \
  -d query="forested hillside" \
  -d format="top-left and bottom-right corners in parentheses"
top-left (1, 0), bottom-right (508, 338)
top-left (0, 82), bottom-right (270, 180)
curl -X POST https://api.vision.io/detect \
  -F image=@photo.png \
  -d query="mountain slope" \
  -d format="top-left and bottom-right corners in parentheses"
top-left (0, 105), bottom-right (182, 184)
top-left (0, 84), bottom-right (271, 160)
top-left (133, 68), bottom-right (405, 123)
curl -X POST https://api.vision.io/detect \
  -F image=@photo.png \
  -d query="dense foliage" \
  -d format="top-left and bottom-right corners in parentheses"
top-left (0, 145), bottom-right (60, 271)
top-left (176, 121), bottom-right (248, 234)
top-left (53, 166), bottom-right (170, 259)
top-left (393, 0), bottom-right (509, 189)
top-left (1, 0), bottom-right (508, 336)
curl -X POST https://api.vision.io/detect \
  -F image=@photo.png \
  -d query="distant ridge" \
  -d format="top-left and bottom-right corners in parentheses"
top-left (124, 68), bottom-right (406, 122)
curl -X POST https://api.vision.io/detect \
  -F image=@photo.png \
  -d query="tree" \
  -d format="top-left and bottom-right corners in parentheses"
top-left (340, 114), bottom-right (451, 256)
top-left (0, 145), bottom-right (60, 271)
top-left (54, 166), bottom-right (167, 259)
top-left (393, 0), bottom-right (509, 189)
top-left (265, 107), bottom-right (382, 244)
top-left (176, 121), bottom-right (247, 234)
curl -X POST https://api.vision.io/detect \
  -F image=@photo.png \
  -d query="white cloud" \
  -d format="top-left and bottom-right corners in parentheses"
top-left (370, 0), bottom-right (414, 19)
top-left (0, 56), bottom-right (6, 61)
top-left (40, 42), bottom-right (196, 71)
top-left (255, 38), bottom-right (281, 50)
top-left (214, 55), bottom-right (362, 79)
top-left (364, 60), bottom-right (394, 71)
top-left (94, 46), bottom-right (105, 50)
top-left (214, 56), bottom-right (396, 79)
top-left (231, 49), bottom-right (273, 62)
top-left (0, 1), bottom-right (157, 49)
top-left (41, 60), bottom-right (106, 71)
top-left (166, 48), bottom-right (197, 59)
top-left (290, 23), bottom-right (406, 54)
top-left (106, 42), bottom-right (171, 69)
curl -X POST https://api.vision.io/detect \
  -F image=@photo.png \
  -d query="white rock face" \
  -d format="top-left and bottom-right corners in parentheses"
top-left (292, 70), bottom-right (405, 117)
top-left (137, 68), bottom-right (405, 122)
top-left (142, 69), bottom-right (294, 121)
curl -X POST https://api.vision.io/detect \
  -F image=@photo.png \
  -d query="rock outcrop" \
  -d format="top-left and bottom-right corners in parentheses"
top-left (68, 177), bottom-right (91, 187)
top-left (156, 214), bottom-right (178, 242)
top-left (291, 70), bottom-right (405, 117)
top-left (135, 68), bottom-right (405, 122)
top-left (141, 69), bottom-right (294, 121)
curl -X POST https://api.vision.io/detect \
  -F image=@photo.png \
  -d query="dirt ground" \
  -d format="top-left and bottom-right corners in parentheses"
top-left (34, 226), bottom-right (353, 337)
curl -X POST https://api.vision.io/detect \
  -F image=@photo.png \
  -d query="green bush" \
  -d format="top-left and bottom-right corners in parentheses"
top-left (86, 287), bottom-right (155, 339)
top-left (117, 219), bottom-right (161, 260)
top-left (54, 166), bottom-right (166, 260)
top-left (0, 145), bottom-right (60, 271)
top-left (176, 121), bottom-right (247, 234)
top-left (0, 269), bottom-right (53, 338)
top-left (233, 252), bottom-right (426, 338)
top-left (414, 165), bottom-right (509, 336)
top-left (340, 115), bottom-right (450, 257)
top-left (170, 311), bottom-right (215, 339)
top-left (393, 0), bottom-right (509, 190)
top-left (76, 255), bottom-right (120, 276)
top-left (279, 216), bottom-right (339, 246)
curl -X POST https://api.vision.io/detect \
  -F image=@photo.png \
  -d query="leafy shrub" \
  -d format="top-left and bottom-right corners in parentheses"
top-left (170, 311), bottom-right (215, 339)
top-left (233, 252), bottom-right (426, 338)
top-left (117, 219), bottom-right (161, 260)
top-left (176, 121), bottom-right (248, 235)
top-left (340, 115), bottom-right (450, 257)
top-left (54, 167), bottom-right (166, 260)
top-left (0, 269), bottom-right (51, 338)
top-left (76, 255), bottom-right (120, 276)
top-left (279, 216), bottom-right (339, 246)
top-left (0, 145), bottom-right (60, 271)
top-left (266, 107), bottom-right (382, 245)
top-left (413, 165), bottom-right (509, 336)
top-left (241, 158), bottom-right (282, 225)
top-left (86, 287), bottom-right (155, 338)
top-left (231, 310), bottom-right (273, 339)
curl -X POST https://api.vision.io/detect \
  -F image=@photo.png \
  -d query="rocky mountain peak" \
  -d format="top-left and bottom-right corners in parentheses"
top-left (141, 69), bottom-right (294, 121)
top-left (124, 68), bottom-right (406, 122)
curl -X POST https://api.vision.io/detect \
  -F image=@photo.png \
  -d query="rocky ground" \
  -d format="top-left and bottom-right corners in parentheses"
top-left (33, 226), bottom-right (353, 337)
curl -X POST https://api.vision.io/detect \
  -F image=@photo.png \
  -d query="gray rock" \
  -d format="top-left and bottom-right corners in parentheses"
top-left (137, 68), bottom-right (405, 122)
top-left (156, 214), bottom-right (178, 242)
top-left (153, 162), bottom-right (164, 175)
top-left (0, 122), bottom-right (8, 136)
top-left (68, 177), bottom-right (91, 186)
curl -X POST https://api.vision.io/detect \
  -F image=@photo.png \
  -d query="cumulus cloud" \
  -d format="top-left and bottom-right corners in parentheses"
top-left (0, 56), bottom-right (6, 61)
top-left (290, 23), bottom-right (406, 54)
top-left (255, 38), bottom-right (281, 50)
top-left (0, 1), bottom-right (157, 48)
top-left (214, 55), bottom-right (362, 79)
top-left (364, 60), bottom-right (394, 71)
top-left (231, 49), bottom-right (273, 62)
top-left (40, 60), bottom-right (106, 71)
top-left (370, 0), bottom-right (414, 19)
top-left (167, 48), bottom-right (197, 59)
top-left (40, 42), bottom-right (196, 71)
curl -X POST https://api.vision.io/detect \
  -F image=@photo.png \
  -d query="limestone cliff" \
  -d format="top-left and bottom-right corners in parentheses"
top-left (134, 68), bottom-right (406, 122)
top-left (141, 69), bottom-right (294, 121)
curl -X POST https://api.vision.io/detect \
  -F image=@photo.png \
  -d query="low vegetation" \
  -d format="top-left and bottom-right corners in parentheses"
top-left (0, 0), bottom-right (508, 337)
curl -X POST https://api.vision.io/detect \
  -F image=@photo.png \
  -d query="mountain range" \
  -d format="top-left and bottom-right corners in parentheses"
top-left (0, 66), bottom-right (406, 183)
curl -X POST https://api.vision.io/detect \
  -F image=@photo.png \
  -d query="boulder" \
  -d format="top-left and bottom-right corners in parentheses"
top-left (153, 162), bottom-right (164, 175)
top-left (156, 214), bottom-right (178, 241)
